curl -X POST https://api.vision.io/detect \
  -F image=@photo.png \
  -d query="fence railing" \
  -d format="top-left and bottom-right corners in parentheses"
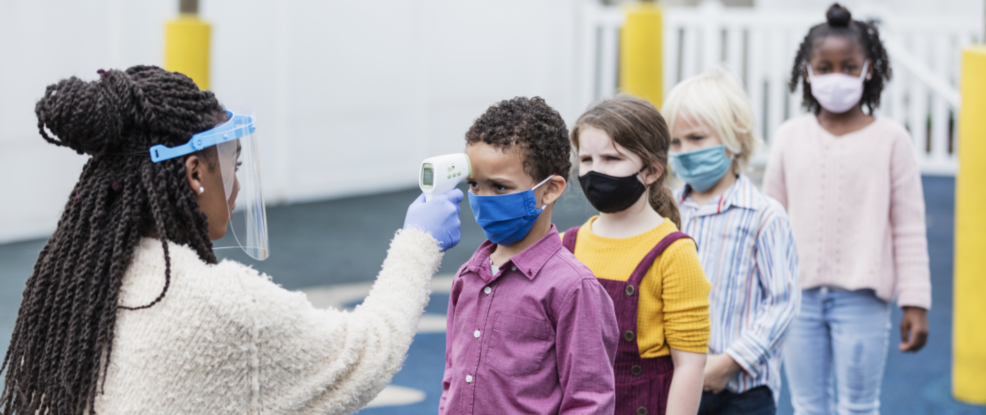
top-left (578, 0), bottom-right (981, 175)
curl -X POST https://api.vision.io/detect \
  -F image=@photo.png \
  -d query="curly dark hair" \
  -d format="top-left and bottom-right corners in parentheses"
top-left (0, 65), bottom-right (225, 415)
top-left (465, 96), bottom-right (571, 183)
top-left (789, 3), bottom-right (891, 114)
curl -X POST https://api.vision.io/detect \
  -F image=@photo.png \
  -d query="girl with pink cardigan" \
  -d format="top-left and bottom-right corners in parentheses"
top-left (762, 4), bottom-right (931, 415)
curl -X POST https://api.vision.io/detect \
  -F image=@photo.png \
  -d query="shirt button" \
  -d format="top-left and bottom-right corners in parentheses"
top-left (511, 266), bottom-right (517, 271)
top-left (484, 287), bottom-right (492, 295)
top-left (466, 375), bottom-right (473, 383)
top-left (474, 330), bottom-right (481, 338)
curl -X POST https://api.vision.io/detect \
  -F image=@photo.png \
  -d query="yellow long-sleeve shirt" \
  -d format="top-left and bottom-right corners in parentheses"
top-left (564, 216), bottom-right (711, 357)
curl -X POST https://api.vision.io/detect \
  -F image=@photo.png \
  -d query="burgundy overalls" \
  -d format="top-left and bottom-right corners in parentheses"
top-left (563, 226), bottom-right (691, 415)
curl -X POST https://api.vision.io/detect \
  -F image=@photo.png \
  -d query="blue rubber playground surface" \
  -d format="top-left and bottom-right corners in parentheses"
top-left (1, 176), bottom-right (984, 414)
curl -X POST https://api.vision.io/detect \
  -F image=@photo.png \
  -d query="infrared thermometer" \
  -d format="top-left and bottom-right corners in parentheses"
top-left (420, 153), bottom-right (471, 201)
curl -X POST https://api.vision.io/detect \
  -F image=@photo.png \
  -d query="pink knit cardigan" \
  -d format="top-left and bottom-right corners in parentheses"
top-left (762, 114), bottom-right (931, 309)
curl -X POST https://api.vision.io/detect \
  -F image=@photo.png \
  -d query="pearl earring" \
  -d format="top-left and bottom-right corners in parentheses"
top-left (199, 186), bottom-right (205, 194)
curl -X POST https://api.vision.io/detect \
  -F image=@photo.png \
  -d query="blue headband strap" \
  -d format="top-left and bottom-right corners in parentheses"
top-left (149, 110), bottom-right (256, 163)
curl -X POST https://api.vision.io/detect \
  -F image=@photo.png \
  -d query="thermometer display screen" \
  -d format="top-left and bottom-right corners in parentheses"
top-left (422, 164), bottom-right (434, 186)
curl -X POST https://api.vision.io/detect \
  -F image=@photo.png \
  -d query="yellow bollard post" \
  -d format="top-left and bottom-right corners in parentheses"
top-left (164, 0), bottom-right (211, 90)
top-left (953, 45), bottom-right (986, 405)
top-left (619, 1), bottom-right (663, 108)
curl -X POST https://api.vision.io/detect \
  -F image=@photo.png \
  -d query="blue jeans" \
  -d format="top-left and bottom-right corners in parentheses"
top-left (783, 288), bottom-right (891, 415)
top-left (698, 386), bottom-right (776, 415)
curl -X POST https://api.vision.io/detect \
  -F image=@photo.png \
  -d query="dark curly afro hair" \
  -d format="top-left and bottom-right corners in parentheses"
top-left (465, 96), bottom-right (571, 183)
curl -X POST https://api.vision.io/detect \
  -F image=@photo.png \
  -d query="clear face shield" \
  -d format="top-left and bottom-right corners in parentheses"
top-left (150, 107), bottom-right (269, 260)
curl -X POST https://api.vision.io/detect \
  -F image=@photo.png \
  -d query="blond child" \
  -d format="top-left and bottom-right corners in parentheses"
top-left (663, 68), bottom-right (800, 415)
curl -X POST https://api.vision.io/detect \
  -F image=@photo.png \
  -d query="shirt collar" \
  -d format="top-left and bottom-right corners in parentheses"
top-left (465, 224), bottom-right (562, 282)
top-left (678, 174), bottom-right (758, 215)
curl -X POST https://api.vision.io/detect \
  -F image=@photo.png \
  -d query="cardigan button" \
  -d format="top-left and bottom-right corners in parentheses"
top-left (637, 407), bottom-right (648, 415)
top-left (624, 331), bottom-right (635, 342)
top-left (625, 285), bottom-right (635, 297)
top-left (631, 365), bottom-right (642, 376)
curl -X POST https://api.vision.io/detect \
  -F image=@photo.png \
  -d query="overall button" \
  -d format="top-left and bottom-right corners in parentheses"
top-left (637, 407), bottom-right (648, 415)
top-left (625, 285), bottom-right (635, 297)
top-left (631, 365), bottom-right (642, 376)
top-left (465, 375), bottom-right (473, 383)
top-left (484, 286), bottom-right (492, 295)
top-left (474, 330), bottom-right (481, 338)
top-left (624, 331), bottom-right (635, 342)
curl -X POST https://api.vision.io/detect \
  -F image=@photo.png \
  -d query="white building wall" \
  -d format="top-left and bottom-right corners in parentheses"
top-left (756, 0), bottom-right (984, 18)
top-left (0, 0), bottom-right (582, 243)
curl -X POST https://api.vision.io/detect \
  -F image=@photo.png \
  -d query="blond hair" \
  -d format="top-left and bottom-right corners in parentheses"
top-left (662, 67), bottom-right (761, 173)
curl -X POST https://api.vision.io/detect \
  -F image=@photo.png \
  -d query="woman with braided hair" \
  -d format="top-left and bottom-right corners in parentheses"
top-left (762, 4), bottom-right (931, 414)
top-left (0, 65), bottom-right (464, 415)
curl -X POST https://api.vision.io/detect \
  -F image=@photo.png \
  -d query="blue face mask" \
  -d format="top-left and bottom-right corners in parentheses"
top-left (468, 176), bottom-right (553, 246)
top-left (669, 145), bottom-right (733, 192)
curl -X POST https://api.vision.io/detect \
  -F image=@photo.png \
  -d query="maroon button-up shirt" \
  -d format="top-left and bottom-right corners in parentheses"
top-left (440, 225), bottom-right (619, 414)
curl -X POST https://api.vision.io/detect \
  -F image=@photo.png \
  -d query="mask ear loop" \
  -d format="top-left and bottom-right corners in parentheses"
top-left (532, 175), bottom-right (555, 209)
top-left (635, 164), bottom-right (650, 185)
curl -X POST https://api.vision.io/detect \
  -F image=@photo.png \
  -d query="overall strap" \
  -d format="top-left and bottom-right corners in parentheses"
top-left (626, 231), bottom-right (692, 287)
top-left (562, 226), bottom-right (581, 253)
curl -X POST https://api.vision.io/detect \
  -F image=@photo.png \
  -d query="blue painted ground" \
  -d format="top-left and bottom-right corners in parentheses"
top-left (2, 177), bottom-right (984, 414)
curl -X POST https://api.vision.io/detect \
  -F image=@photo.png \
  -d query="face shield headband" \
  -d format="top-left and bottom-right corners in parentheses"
top-left (149, 108), bottom-right (269, 260)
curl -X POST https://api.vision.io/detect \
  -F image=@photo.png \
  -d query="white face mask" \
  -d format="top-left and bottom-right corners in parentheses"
top-left (807, 61), bottom-right (869, 114)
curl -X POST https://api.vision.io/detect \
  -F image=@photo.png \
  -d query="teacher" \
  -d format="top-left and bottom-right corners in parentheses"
top-left (0, 66), bottom-right (463, 415)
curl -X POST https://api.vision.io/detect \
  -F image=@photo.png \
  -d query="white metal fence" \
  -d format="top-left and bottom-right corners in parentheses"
top-left (579, 0), bottom-right (981, 174)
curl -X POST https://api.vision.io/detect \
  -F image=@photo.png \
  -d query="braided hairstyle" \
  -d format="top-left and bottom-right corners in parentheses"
top-left (0, 65), bottom-right (225, 415)
top-left (789, 3), bottom-right (891, 114)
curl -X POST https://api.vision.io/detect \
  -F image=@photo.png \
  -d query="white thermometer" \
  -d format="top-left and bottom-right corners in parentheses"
top-left (420, 153), bottom-right (471, 201)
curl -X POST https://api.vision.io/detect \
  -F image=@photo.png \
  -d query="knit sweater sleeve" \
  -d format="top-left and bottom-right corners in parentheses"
top-left (887, 130), bottom-right (932, 310)
top-left (762, 120), bottom-right (790, 209)
top-left (659, 239), bottom-right (711, 354)
top-left (230, 228), bottom-right (443, 415)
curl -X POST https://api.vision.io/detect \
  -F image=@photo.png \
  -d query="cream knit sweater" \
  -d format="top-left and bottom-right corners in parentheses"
top-left (92, 228), bottom-right (442, 415)
top-left (763, 114), bottom-right (931, 309)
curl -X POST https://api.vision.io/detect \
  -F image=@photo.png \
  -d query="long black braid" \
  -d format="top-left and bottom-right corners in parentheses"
top-left (0, 65), bottom-right (224, 415)
top-left (789, 3), bottom-right (892, 115)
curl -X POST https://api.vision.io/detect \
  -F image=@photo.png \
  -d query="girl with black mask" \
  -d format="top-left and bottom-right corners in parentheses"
top-left (561, 94), bottom-right (711, 415)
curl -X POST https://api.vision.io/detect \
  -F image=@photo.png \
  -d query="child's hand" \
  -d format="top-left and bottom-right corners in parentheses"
top-left (702, 354), bottom-right (740, 394)
top-left (899, 306), bottom-right (929, 352)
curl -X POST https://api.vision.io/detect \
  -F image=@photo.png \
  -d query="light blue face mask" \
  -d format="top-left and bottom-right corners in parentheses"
top-left (468, 176), bottom-right (553, 246)
top-left (669, 145), bottom-right (733, 192)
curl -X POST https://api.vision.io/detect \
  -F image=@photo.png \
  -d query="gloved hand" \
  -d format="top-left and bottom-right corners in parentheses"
top-left (404, 188), bottom-right (464, 252)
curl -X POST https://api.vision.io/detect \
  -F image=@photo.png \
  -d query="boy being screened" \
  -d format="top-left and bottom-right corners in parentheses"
top-left (439, 97), bottom-right (619, 414)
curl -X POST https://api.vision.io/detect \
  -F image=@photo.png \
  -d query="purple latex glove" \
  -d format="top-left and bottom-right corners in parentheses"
top-left (404, 189), bottom-right (464, 252)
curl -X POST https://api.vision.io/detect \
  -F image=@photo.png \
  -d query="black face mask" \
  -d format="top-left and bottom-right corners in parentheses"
top-left (578, 168), bottom-right (647, 213)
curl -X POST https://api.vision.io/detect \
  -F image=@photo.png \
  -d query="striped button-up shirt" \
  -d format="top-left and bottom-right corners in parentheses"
top-left (675, 174), bottom-right (800, 400)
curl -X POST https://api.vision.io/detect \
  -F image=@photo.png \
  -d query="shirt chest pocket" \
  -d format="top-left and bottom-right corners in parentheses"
top-left (484, 312), bottom-right (554, 377)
